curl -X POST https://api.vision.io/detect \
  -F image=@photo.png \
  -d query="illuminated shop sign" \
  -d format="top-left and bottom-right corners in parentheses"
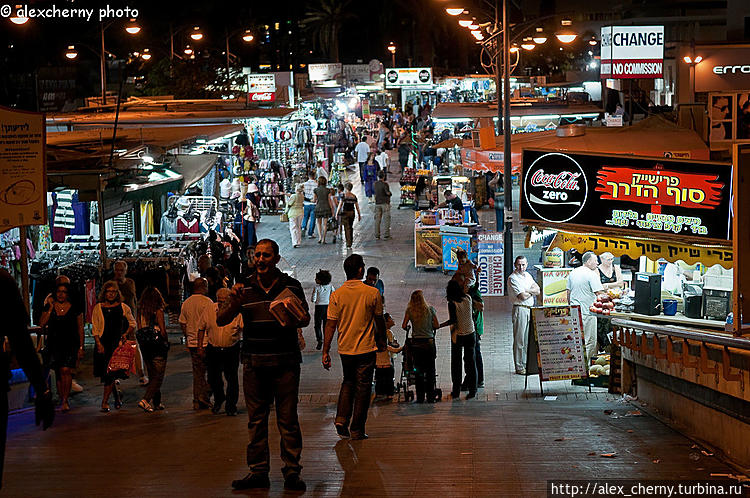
top-left (600, 25), bottom-right (664, 79)
top-left (695, 47), bottom-right (750, 92)
top-left (521, 150), bottom-right (732, 242)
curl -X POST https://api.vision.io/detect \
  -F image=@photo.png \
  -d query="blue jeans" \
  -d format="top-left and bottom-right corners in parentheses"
top-left (451, 333), bottom-right (476, 396)
top-left (336, 352), bottom-right (376, 436)
top-left (301, 204), bottom-right (316, 237)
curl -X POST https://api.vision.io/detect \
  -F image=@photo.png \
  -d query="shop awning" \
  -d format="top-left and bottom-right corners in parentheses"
top-left (432, 102), bottom-right (602, 120)
top-left (47, 124), bottom-right (243, 154)
top-left (548, 230), bottom-right (733, 269)
top-left (169, 154), bottom-right (218, 190)
top-left (460, 116), bottom-right (711, 174)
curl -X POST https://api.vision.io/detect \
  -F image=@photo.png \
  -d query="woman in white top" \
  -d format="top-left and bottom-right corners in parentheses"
top-left (311, 269), bottom-right (335, 350)
top-left (439, 279), bottom-right (477, 399)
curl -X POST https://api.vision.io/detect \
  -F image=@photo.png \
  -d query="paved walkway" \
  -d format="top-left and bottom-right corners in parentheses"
top-left (3, 164), bottom-right (741, 496)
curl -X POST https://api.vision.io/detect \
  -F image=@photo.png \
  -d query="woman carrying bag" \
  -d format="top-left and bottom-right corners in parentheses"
top-left (286, 183), bottom-right (305, 248)
top-left (92, 281), bottom-right (136, 412)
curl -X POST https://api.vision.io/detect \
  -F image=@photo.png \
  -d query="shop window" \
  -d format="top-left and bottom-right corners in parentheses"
top-left (709, 92), bottom-right (750, 149)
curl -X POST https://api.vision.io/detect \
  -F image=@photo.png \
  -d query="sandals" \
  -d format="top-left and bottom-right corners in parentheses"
top-left (138, 399), bottom-right (154, 412)
top-left (61, 401), bottom-right (70, 413)
top-left (100, 404), bottom-right (110, 413)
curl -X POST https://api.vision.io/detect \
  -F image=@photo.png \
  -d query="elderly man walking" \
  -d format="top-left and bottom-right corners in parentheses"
top-left (322, 254), bottom-right (386, 440)
top-left (179, 278), bottom-right (214, 410)
top-left (507, 256), bottom-right (540, 375)
top-left (567, 251), bottom-right (605, 362)
top-left (219, 239), bottom-right (309, 492)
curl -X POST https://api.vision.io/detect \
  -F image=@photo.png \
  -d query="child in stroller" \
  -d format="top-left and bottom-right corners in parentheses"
top-left (373, 313), bottom-right (402, 402)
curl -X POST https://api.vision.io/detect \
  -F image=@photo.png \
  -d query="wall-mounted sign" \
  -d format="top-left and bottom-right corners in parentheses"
top-left (247, 73), bottom-right (276, 92)
top-left (385, 67), bottom-right (433, 88)
top-left (600, 25), bottom-right (664, 79)
top-left (308, 63), bottom-right (342, 83)
top-left (694, 47), bottom-right (750, 92)
top-left (477, 232), bottom-right (504, 296)
top-left (344, 62), bottom-right (383, 83)
top-left (520, 149), bottom-right (733, 242)
top-left (0, 105), bottom-right (47, 230)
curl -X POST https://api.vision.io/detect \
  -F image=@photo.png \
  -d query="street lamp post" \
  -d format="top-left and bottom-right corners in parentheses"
top-left (99, 19), bottom-right (140, 105)
top-left (225, 28), bottom-right (254, 83)
top-left (387, 42), bottom-right (396, 67)
top-left (501, 0), bottom-right (514, 285)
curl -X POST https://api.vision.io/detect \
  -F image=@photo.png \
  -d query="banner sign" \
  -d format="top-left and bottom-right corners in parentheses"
top-left (308, 63), bottom-right (342, 82)
top-left (477, 232), bottom-right (504, 296)
top-left (694, 47), bottom-right (750, 92)
top-left (415, 228), bottom-right (442, 268)
top-left (385, 67), bottom-right (433, 88)
top-left (520, 150), bottom-right (733, 242)
top-left (532, 306), bottom-right (588, 381)
top-left (441, 233), bottom-right (471, 271)
top-left (549, 230), bottom-right (733, 270)
top-left (600, 25), bottom-right (664, 79)
top-left (0, 105), bottom-right (47, 230)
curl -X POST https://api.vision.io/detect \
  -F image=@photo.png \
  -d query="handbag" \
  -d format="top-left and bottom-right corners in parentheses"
top-left (136, 326), bottom-right (170, 358)
top-left (280, 211), bottom-right (289, 222)
top-left (327, 216), bottom-right (338, 231)
top-left (107, 340), bottom-right (138, 375)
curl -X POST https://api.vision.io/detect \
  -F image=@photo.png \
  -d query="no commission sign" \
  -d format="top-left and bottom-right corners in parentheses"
top-left (600, 25), bottom-right (664, 79)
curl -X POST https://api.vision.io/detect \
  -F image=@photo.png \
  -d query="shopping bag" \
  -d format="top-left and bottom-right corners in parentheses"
top-left (107, 340), bottom-right (137, 375)
top-left (280, 211), bottom-right (289, 222)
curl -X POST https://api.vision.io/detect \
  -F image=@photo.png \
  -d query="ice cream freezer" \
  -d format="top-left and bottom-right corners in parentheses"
top-left (534, 266), bottom-right (572, 306)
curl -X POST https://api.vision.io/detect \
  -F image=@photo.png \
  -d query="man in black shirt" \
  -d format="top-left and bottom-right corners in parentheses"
top-left (440, 189), bottom-right (464, 211)
top-left (219, 239), bottom-right (310, 492)
top-left (0, 269), bottom-right (54, 489)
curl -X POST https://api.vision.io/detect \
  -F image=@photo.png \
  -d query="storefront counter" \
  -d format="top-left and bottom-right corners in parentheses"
top-left (610, 311), bottom-right (725, 330)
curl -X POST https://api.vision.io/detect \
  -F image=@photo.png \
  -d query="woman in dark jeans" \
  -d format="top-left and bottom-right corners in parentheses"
top-left (439, 279), bottom-right (477, 399)
top-left (38, 282), bottom-right (84, 412)
top-left (92, 281), bottom-right (136, 412)
top-left (402, 290), bottom-right (440, 403)
top-left (137, 286), bottom-right (168, 412)
top-left (335, 182), bottom-right (361, 249)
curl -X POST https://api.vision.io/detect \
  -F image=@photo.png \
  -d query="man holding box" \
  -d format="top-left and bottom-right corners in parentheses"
top-left (218, 239), bottom-right (310, 492)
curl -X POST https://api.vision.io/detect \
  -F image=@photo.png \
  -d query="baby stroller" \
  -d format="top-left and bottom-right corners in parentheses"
top-left (396, 325), bottom-right (442, 402)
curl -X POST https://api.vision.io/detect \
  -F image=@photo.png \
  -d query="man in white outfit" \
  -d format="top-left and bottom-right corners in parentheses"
top-left (507, 256), bottom-right (540, 375)
top-left (567, 251), bottom-right (605, 362)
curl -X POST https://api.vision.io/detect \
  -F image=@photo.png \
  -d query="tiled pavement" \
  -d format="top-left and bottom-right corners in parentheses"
top-left (3, 158), bottom-right (740, 496)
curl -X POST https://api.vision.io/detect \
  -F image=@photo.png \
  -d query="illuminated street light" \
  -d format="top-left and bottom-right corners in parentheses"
top-left (532, 27), bottom-right (547, 44)
top-left (521, 38), bottom-right (535, 51)
top-left (184, 45), bottom-right (194, 55)
top-left (555, 19), bottom-right (577, 43)
top-left (589, 37), bottom-right (598, 46)
top-left (445, 6), bottom-right (464, 15)
top-left (125, 19), bottom-right (141, 34)
top-left (190, 26), bottom-right (203, 41)
top-left (65, 45), bottom-right (78, 59)
top-left (9, 5), bottom-right (28, 24)
top-left (458, 17), bottom-right (473, 28)
top-left (467, 19), bottom-right (479, 30)
top-left (387, 41), bottom-right (396, 67)
top-left (141, 48), bottom-right (152, 60)
top-left (509, 44), bottom-right (519, 53)
top-left (242, 30), bottom-right (254, 42)
top-left (471, 30), bottom-right (484, 41)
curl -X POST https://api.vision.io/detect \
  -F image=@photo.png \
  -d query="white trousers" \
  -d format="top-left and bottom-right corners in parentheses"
top-left (582, 313), bottom-right (597, 363)
top-left (512, 305), bottom-right (530, 372)
top-left (289, 215), bottom-right (302, 246)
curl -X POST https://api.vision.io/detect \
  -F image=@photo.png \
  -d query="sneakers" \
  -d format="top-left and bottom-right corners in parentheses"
top-left (307, 234), bottom-right (315, 239)
top-left (231, 473), bottom-right (270, 490)
top-left (335, 423), bottom-right (350, 439)
top-left (284, 474), bottom-right (306, 492)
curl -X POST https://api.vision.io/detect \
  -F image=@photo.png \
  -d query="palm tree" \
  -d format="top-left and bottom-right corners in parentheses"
top-left (302, 0), bottom-right (357, 62)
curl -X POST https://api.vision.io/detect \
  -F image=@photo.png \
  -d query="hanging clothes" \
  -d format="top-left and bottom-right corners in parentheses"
top-left (140, 201), bottom-right (154, 239)
top-left (85, 279), bottom-right (97, 324)
top-left (53, 190), bottom-right (76, 229)
top-left (69, 192), bottom-right (90, 235)
top-left (177, 217), bottom-right (200, 233)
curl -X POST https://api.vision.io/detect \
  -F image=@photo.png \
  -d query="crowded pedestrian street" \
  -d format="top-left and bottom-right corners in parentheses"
top-left (2, 1), bottom-right (750, 496)
top-left (2, 168), bottom-right (742, 496)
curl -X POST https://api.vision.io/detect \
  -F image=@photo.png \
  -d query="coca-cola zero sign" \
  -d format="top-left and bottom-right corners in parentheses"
top-left (523, 152), bottom-right (588, 223)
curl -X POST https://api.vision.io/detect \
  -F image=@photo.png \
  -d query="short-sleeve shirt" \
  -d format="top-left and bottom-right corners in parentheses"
top-left (355, 142), bottom-right (371, 163)
top-left (508, 271), bottom-right (536, 306)
top-left (567, 266), bottom-right (604, 315)
top-left (200, 303), bottom-right (243, 348)
top-left (179, 294), bottom-right (214, 347)
top-left (409, 306), bottom-right (437, 339)
top-left (327, 280), bottom-right (383, 355)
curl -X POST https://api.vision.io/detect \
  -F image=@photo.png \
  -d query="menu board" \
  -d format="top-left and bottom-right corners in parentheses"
top-left (531, 305), bottom-right (588, 381)
top-left (441, 233), bottom-right (471, 271)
